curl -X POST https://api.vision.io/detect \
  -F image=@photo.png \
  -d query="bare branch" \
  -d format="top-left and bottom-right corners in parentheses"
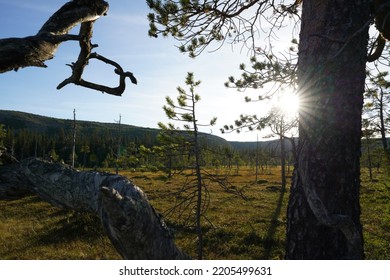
top-left (57, 21), bottom-right (137, 96)
top-left (0, 0), bottom-right (136, 96)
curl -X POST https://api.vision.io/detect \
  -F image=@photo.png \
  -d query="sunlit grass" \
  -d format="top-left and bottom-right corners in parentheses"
top-left (0, 166), bottom-right (388, 259)
top-left (0, 196), bottom-right (120, 259)
top-left (360, 168), bottom-right (390, 259)
top-left (124, 166), bottom-right (289, 260)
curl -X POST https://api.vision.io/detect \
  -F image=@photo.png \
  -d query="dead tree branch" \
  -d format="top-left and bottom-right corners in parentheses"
top-left (0, 0), bottom-right (136, 96)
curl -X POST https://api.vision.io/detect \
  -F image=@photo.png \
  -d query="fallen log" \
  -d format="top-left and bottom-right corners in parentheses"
top-left (0, 157), bottom-right (189, 260)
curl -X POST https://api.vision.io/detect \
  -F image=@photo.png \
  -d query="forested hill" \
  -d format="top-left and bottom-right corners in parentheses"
top-left (0, 110), bottom-right (230, 147)
top-left (230, 138), bottom-right (297, 152)
top-left (0, 110), bottom-right (297, 152)
top-left (0, 110), bottom-right (233, 165)
top-left (0, 110), bottom-right (301, 169)
top-left (0, 109), bottom-right (163, 147)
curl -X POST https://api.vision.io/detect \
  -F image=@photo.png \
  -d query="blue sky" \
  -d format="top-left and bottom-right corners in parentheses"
top-left (0, 0), bottom-right (284, 142)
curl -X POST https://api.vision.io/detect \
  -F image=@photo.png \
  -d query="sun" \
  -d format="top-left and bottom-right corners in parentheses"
top-left (275, 90), bottom-right (300, 119)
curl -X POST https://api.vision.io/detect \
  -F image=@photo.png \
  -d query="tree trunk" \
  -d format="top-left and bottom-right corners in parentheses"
top-left (286, 0), bottom-right (370, 259)
top-left (366, 137), bottom-right (373, 181)
top-left (378, 89), bottom-right (390, 164)
top-left (280, 117), bottom-right (286, 190)
top-left (0, 158), bottom-right (189, 260)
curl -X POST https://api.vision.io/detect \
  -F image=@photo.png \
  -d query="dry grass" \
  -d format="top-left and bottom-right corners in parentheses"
top-left (127, 167), bottom-right (289, 259)
top-left (0, 195), bottom-right (120, 259)
top-left (360, 169), bottom-right (390, 259)
top-left (0, 166), bottom-right (388, 259)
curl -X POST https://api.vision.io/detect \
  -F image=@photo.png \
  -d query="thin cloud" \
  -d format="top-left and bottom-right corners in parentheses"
top-left (108, 13), bottom-right (149, 27)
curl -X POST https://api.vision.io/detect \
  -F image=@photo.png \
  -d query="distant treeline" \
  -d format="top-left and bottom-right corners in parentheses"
top-left (2, 124), bottom-right (291, 172)
top-left (0, 110), bottom-right (294, 171)
top-left (1, 110), bottom-right (387, 172)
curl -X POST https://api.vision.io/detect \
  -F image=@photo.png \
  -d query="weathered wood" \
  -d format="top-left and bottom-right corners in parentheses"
top-left (0, 0), bottom-right (108, 73)
top-left (0, 0), bottom-right (136, 96)
top-left (0, 158), bottom-right (189, 259)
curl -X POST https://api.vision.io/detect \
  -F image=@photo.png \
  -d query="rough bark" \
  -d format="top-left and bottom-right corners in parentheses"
top-left (0, 157), bottom-right (189, 260)
top-left (0, 0), bottom-right (136, 96)
top-left (286, 0), bottom-right (370, 259)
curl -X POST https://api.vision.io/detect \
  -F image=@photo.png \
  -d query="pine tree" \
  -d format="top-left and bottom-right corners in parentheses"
top-left (159, 72), bottom-right (216, 259)
top-left (364, 71), bottom-right (390, 165)
top-left (0, 124), bottom-right (5, 165)
top-left (148, 0), bottom-right (371, 259)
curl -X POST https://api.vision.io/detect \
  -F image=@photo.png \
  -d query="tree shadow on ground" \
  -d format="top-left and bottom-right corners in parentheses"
top-left (262, 184), bottom-right (287, 259)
